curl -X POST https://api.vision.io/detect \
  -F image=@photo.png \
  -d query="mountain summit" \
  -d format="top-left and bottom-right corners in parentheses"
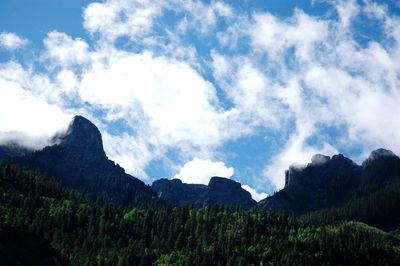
top-left (55, 115), bottom-right (105, 157)
top-left (258, 149), bottom-right (400, 219)
top-left (12, 115), bottom-right (155, 207)
top-left (362, 148), bottom-right (398, 168)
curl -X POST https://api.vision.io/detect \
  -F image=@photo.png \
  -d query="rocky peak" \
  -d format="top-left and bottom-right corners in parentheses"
top-left (56, 115), bottom-right (105, 156)
top-left (208, 177), bottom-right (255, 210)
top-left (284, 153), bottom-right (358, 188)
top-left (362, 149), bottom-right (398, 168)
top-left (208, 176), bottom-right (240, 189)
top-left (310, 154), bottom-right (330, 165)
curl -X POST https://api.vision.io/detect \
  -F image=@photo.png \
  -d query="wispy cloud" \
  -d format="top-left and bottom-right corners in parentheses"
top-left (0, 32), bottom-right (28, 50)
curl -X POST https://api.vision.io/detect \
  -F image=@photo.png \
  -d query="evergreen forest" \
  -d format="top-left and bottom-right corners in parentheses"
top-left (1, 161), bottom-right (400, 265)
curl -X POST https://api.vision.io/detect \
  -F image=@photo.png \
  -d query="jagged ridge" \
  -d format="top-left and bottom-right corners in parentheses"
top-left (258, 149), bottom-right (400, 217)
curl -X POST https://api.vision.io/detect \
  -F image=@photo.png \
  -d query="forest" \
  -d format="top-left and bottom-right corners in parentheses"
top-left (1, 161), bottom-right (400, 265)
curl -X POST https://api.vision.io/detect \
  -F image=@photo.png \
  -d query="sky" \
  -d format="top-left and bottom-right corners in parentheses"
top-left (1, 0), bottom-right (400, 201)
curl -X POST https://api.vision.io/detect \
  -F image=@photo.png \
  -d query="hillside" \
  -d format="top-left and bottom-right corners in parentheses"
top-left (1, 162), bottom-right (399, 265)
top-left (258, 149), bottom-right (400, 230)
top-left (0, 115), bottom-right (257, 209)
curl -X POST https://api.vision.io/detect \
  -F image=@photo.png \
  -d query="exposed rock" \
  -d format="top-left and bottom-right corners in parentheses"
top-left (151, 178), bottom-right (207, 209)
top-left (362, 148), bottom-right (398, 168)
top-left (25, 115), bottom-right (123, 185)
top-left (208, 177), bottom-right (256, 210)
top-left (152, 176), bottom-right (256, 210)
top-left (14, 115), bottom-right (155, 206)
top-left (311, 154), bottom-right (330, 165)
top-left (259, 153), bottom-right (361, 214)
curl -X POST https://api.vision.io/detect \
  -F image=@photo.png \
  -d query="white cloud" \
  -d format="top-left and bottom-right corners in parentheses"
top-left (173, 158), bottom-right (234, 185)
top-left (79, 50), bottom-right (228, 148)
top-left (335, 0), bottom-right (359, 29)
top-left (102, 132), bottom-right (157, 180)
top-left (241, 185), bottom-right (268, 202)
top-left (0, 63), bottom-right (72, 138)
top-left (212, 2), bottom-right (233, 18)
top-left (43, 31), bottom-right (90, 68)
top-left (251, 9), bottom-right (327, 63)
top-left (83, 0), bottom-right (164, 42)
top-left (2, 0), bottom-right (400, 195)
top-left (237, 0), bottom-right (400, 191)
top-left (210, 51), bottom-right (231, 81)
top-left (0, 32), bottom-right (28, 50)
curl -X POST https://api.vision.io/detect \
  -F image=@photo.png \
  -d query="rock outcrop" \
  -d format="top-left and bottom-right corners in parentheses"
top-left (258, 153), bottom-right (361, 214)
top-left (14, 115), bottom-right (155, 206)
top-left (151, 178), bottom-right (208, 208)
top-left (152, 176), bottom-right (256, 210)
top-left (362, 148), bottom-right (398, 169)
top-left (208, 177), bottom-right (256, 210)
top-left (258, 149), bottom-right (400, 215)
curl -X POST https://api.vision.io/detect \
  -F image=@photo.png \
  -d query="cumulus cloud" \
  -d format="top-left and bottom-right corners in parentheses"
top-left (78, 50), bottom-right (232, 152)
top-left (0, 63), bottom-right (71, 142)
top-left (234, 0), bottom-right (400, 190)
top-left (43, 31), bottom-right (90, 68)
top-left (83, 0), bottom-right (164, 43)
top-left (241, 185), bottom-right (268, 202)
top-left (0, 32), bottom-right (28, 50)
top-left (173, 158), bottom-right (234, 185)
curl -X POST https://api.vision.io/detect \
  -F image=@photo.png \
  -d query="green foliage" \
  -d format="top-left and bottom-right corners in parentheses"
top-left (1, 161), bottom-right (400, 265)
top-left (302, 176), bottom-right (400, 230)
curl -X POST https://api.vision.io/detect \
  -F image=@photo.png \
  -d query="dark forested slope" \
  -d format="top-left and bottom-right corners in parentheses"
top-left (1, 162), bottom-right (399, 265)
top-left (259, 149), bottom-right (400, 230)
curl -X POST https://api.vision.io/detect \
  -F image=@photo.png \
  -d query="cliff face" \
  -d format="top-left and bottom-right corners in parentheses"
top-left (14, 115), bottom-right (155, 206)
top-left (258, 153), bottom-right (362, 214)
top-left (152, 176), bottom-right (256, 210)
top-left (207, 177), bottom-right (256, 210)
top-left (151, 178), bottom-right (208, 208)
top-left (258, 149), bottom-right (400, 215)
top-left (20, 116), bottom-right (122, 184)
top-left (1, 115), bottom-right (255, 209)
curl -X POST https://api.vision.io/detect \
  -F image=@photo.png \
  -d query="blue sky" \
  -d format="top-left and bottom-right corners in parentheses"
top-left (1, 0), bottom-right (400, 201)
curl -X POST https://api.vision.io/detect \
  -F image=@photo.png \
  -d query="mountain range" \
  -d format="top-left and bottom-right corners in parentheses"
top-left (1, 115), bottom-right (400, 223)
top-left (0, 115), bottom-right (255, 209)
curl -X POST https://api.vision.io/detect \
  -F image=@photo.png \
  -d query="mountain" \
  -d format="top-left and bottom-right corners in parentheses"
top-left (151, 177), bottom-right (256, 210)
top-left (258, 153), bottom-right (361, 214)
top-left (2, 161), bottom-right (399, 265)
top-left (7, 115), bottom-right (156, 207)
top-left (258, 149), bottom-right (400, 229)
top-left (0, 142), bottom-right (32, 159)
top-left (0, 115), bottom-right (255, 209)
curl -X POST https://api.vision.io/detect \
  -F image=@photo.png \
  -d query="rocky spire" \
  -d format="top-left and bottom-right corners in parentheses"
top-left (57, 115), bottom-right (104, 154)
